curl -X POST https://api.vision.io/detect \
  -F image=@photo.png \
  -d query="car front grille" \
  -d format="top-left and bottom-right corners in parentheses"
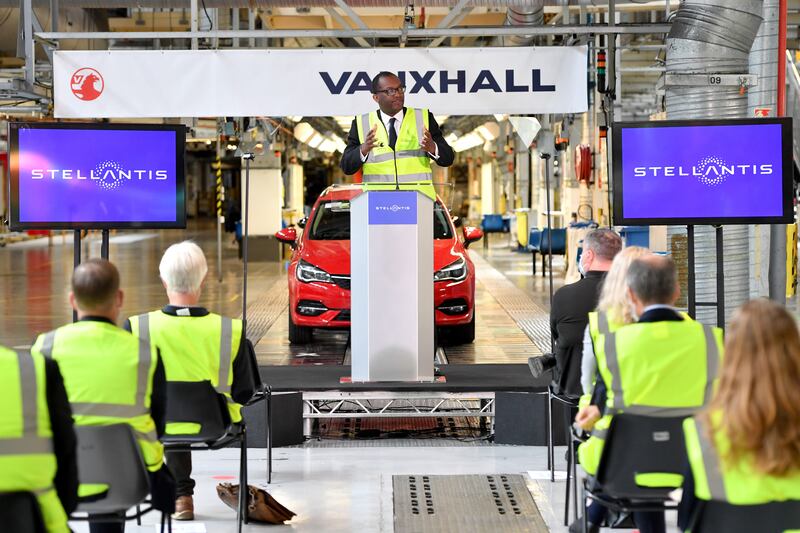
top-left (331, 275), bottom-right (351, 290)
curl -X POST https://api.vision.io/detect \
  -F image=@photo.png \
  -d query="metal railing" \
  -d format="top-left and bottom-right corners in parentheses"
top-left (786, 50), bottom-right (800, 171)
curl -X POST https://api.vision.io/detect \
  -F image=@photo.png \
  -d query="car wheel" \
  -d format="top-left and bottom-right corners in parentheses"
top-left (444, 312), bottom-right (476, 346)
top-left (288, 309), bottom-right (313, 344)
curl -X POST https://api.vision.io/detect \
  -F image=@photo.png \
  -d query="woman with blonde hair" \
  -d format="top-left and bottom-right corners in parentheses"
top-left (576, 245), bottom-right (651, 411)
top-left (679, 299), bottom-right (800, 531)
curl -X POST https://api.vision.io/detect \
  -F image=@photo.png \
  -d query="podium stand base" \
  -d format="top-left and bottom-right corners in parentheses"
top-left (340, 376), bottom-right (447, 384)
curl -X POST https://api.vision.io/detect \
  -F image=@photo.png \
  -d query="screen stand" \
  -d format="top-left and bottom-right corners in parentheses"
top-left (540, 152), bottom-right (555, 353)
top-left (100, 229), bottom-right (110, 260)
top-left (73, 230), bottom-right (81, 323)
top-left (686, 225), bottom-right (725, 329)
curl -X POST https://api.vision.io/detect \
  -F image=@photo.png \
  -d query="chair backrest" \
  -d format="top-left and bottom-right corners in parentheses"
top-left (540, 228), bottom-right (567, 253)
top-left (596, 414), bottom-right (687, 500)
top-left (691, 499), bottom-right (800, 533)
top-left (528, 229), bottom-right (542, 250)
top-left (481, 214), bottom-right (504, 232)
top-left (0, 492), bottom-right (46, 533)
top-left (163, 380), bottom-right (232, 444)
top-left (75, 424), bottom-right (150, 514)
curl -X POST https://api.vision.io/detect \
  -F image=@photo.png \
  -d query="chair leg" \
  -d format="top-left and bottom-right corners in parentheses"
top-left (240, 426), bottom-right (249, 527)
top-left (542, 253), bottom-right (547, 277)
top-left (267, 388), bottom-right (273, 484)
top-left (581, 481), bottom-right (588, 533)
top-left (564, 437), bottom-right (572, 526)
top-left (532, 251), bottom-right (537, 276)
top-left (547, 392), bottom-right (554, 482)
top-left (572, 438), bottom-right (579, 526)
top-left (136, 504), bottom-right (142, 526)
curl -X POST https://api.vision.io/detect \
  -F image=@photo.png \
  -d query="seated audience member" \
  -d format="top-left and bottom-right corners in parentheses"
top-left (529, 228), bottom-right (623, 398)
top-left (126, 241), bottom-right (259, 521)
top-left (679, 299), bottom-right (800, 530)
top-left (0, 344), bottom-right (77, 533)
top-left (571, 255), bottom-right (723, 533)
top-left (577, 246), bottom-right (651, 411)
top-left (32, 259), bottom-right (174, 533)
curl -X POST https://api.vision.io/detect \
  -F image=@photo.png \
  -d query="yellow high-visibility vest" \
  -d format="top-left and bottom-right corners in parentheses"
top-left (129, 311), bottom-right (243, 434)
top-left (356, 108), bottom-right (433, 183)
top-left (0, 347), bottom-right (70, 533)
top-left (32, 321), bottom-right (163, 472)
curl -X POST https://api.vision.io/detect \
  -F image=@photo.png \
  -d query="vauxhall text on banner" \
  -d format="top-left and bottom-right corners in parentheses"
top-left (53, 47), bottom-right (588, 118)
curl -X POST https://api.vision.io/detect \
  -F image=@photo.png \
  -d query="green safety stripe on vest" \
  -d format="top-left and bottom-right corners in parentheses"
top-left (591, 428), bottom-right (607, 439)
top-left (604, 324), bottom-right (718, 418)
top-left (78, 483), bottom-right (109, 499)
top-left (362, 172), bottom-right (433, 183)
top-left (137, 312), bottom-right (151, 345)
top-left (695, 418), bottom-right (728, 501)
top-left (368, 150), bottom-right (430, 164)
top-left (0, 351), bottom-right (53, 456)
top-left (634, 472), bottom-right (684, 488)
top-left (218, 317), bottom-right (233, 395)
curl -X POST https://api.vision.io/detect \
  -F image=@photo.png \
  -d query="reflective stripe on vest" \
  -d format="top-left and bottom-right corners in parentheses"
top-left (603, 323), bottom-right (719, 417)
top-left (357, 108), bottom-right (433, 182)
top-left (0, 351), bottom-right (53, 455)
top-left (694, 418), bottom-right (728, 501)
top-left (40, 330), bottom-right (152, 418)
top-left (137, 313), bottom-right (235, 396)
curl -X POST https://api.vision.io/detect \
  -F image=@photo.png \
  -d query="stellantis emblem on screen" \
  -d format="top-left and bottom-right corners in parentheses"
top-left (320, 69), bottom-right (556, 95)
top-left (30, 159), bottom-right (168, 191)
top-left (633, 156), bottom-right (773, 187)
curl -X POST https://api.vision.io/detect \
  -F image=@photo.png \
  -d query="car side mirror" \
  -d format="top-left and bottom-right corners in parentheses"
top-left (275, 227), bottom-right (298, 249)
top-left (462, 226), bottom-right (483, 249)
top-left (298, 217), bottom-right (308, 229)
top-left (451, 215), bottom-right (463, 228)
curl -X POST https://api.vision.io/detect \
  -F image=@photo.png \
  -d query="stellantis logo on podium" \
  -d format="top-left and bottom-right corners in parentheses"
top-left (368, 191), bottom-right (417, 225)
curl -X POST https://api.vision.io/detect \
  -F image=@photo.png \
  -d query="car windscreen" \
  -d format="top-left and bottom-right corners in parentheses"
top-left (309, 200), bottom-right (453, 240)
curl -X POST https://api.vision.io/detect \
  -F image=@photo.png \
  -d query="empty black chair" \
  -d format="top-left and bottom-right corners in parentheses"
top-left (163, 380), bottom-right (248, 533)
top-left (0, 492), bottom-right (46, 533)
top-left (687, 499), bottom-right (800, 533)
top-left (580, 414), bottom-right (687, 532)
top-left (70, 423), bottom-right (167, 530)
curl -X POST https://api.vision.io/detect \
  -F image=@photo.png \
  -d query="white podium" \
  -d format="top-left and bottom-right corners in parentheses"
top-left (350, 185), bottom-right (435, 382)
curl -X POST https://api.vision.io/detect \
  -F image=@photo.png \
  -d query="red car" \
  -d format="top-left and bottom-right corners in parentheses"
top-left (275, 185), bottom-right (483, 345)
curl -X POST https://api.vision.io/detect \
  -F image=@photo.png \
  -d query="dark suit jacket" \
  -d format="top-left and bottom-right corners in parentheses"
top-left (550, 270), bottom-right (606, 397)
top-left (590, 307), bottom-right (685, 409)
top-left (339, 108), bottom-right (454, 175)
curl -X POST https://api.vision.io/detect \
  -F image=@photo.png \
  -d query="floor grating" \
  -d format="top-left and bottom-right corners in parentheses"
top-left (393, 474), bottom-right (548, 532)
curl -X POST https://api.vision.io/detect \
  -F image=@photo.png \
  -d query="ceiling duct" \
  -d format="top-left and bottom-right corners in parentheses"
top-left (504, 3), bottom-right (544, 46)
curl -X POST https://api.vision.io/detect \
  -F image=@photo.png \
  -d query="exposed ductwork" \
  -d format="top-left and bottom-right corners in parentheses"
top-left (504, 3), bottom-right (544, 46)
top-left (665, 0), bottom-right (763, 325)
top-left (0, 0), bottom-right (570, 8)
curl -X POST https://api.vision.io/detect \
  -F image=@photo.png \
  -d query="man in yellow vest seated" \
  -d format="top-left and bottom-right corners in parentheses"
top-left (340, 71), bottom-right (454, 182)
top-left (0, 345), bottom-right (77, 533)
top-left (32, 259), bottom-right (175, 533)
top-left (571, 255), bottom-right (723, 533)
top-left (125, 241), bottom-right (260, 521)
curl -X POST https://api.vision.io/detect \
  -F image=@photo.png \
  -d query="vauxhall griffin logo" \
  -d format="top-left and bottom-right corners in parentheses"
top-left (375, 204), bottom-right (411, 212)
top-left (70, 68), bottom-right (104, 101)
top-left (319, 69), bottom-right (556, 95)
top-left (30, 160), bottom-right (168, 191)
top-left (633, 156), bottom-right (773, 187)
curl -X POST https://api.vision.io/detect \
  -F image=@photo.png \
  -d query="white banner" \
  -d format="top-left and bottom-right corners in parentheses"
top-left (54, 47), bottom-right (587, 118)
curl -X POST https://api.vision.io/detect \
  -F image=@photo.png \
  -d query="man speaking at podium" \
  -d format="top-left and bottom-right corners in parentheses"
top-left (340, 71), bottom-right (454, 181)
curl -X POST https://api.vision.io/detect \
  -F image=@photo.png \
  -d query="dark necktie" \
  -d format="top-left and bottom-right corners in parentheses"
top-left (388, 118), bottom-right (397, 150)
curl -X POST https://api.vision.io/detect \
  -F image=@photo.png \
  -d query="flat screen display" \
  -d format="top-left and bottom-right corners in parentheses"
top-left (8, 122), bottom-right (186, 230)
top-left (612, 118), bottom-right (793, 225)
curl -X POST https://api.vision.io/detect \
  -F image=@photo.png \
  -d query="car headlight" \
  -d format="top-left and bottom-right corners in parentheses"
top-left (434, 257), bottom-right (467, 282)
top-left (296, 259), bottom-right (332, 284)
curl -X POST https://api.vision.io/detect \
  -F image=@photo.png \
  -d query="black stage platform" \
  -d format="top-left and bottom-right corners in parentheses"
top-left (259, 363), bottom-right (549, 392)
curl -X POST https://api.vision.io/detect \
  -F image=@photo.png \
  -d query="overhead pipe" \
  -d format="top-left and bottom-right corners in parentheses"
top-left (665, 0), bottom-right (763, 325)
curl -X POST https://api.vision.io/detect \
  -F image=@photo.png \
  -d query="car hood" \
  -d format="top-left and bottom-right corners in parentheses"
top-left (300, 238), bottom-right (464, 277)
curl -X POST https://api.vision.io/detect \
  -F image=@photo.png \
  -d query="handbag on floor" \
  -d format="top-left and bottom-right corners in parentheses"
top-left (216, 482), bottom-right (297, 524)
